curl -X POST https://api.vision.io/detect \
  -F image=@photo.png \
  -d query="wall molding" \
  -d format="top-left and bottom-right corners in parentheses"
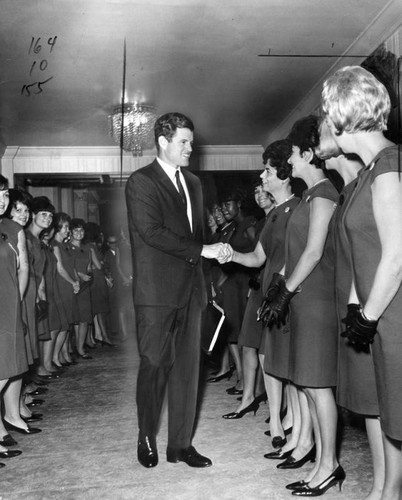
top-left (1, 145), bottom-right (264, 185)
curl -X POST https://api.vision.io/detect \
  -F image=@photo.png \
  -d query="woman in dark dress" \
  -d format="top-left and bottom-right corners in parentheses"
top-left (0, 176), bottom-right (35, 451)
top-left (51, 213), bottom-right (80, 365)
top-left (68, 218), bottom-right (93, 359)
top-left (222, 141), bottom-right (299, 448)
top-left (322, 65), bottom-right (402, 500)
top-left (264, 116), bottom-right (341, 496)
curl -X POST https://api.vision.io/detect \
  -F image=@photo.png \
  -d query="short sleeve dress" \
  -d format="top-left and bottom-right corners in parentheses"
top-left (334, 178), bottom-right (379, 416)
top-left (285, 180), bottom-right (339, 388)
top-left (260, 196), bottom-right (300, 379)
top-left (0, 218), bottom-right (28, 379)
top-left (342, 145), bottom-right (402, 440)
top-left (51, 240), bottom-right (76, 325)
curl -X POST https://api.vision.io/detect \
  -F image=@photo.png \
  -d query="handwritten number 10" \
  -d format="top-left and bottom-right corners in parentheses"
top-left (28, 36), bottom-right (57, 54)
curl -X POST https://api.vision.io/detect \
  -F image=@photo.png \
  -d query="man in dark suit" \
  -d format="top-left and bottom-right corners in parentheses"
top-left (125, 112), bottom-right (226, 469)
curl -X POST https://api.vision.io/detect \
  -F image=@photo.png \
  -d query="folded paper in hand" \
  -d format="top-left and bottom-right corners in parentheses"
top-left (201, 300), bottom-right (225, 354)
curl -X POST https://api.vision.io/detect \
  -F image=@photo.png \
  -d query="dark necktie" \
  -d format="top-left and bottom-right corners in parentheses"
top-left (175, 170), bottom-right (187, 207)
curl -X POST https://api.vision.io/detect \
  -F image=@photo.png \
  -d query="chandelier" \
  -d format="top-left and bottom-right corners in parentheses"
top-left (109, 103), bottom-right (158, 156)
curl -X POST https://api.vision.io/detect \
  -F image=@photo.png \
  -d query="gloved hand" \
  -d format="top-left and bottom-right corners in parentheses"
top-left (341, 303), bottom-right (360, 327)
top-left (257, 273), bottom-right (285, 322)
top-left (341, 309), bottom-right (378, 353)
top-left (260, 279), bottom-right (299, 328)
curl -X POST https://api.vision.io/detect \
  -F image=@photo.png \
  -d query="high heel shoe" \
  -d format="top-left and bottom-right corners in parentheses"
top-left (264, 448), bottom-right (294, 460)
top-left (286, 480), bottom-right (308, 491)
top-left (264, 426), bottom-right (293, 437)
top-left (254, 391), bottom-right (267, 404)
top-left (0, 434), bottom-right (18, 446)
top-left (207, 367), bottom-right (234, 383)
top-left (0, 450), bottom-right (22, 459)
top-left (222, 400), bottom-right (260, 419)
top-left (3, 419), bottom-right (42, 435)
top-left (226, 385), bottom-right (243, 395)
top-left (292, 465), bottom-right (345, 496)
top-left (277, 445), bottom-right (316, 469)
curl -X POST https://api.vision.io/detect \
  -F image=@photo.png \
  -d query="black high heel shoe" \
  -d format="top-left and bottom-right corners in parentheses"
top-left (292, 465), bottom-right (345, 496)
top-left (3, 419), bottom-right (42, 435)
top-left (254, 392), bottom-right (267, 404)
top-left (207, 367), bottom-right (234, 383)
top-left (265, 426), bottom-right (293, 437)
top-left (226, 385), bottom-right (243, 395)
top-left (222, 400), bottom-right (259, 419)
top-left (286, 480), bottom-right (308, 491)
top-left (272, 436), bottom-right (287, 448)
top-left (264, 448), bottom-right (294, 460)
top-left (277, 445), bottom-right (316, 469)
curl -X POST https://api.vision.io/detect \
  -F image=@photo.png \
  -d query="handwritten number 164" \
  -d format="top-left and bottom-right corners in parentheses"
top-left (28, 36), bottom-right (57, 54)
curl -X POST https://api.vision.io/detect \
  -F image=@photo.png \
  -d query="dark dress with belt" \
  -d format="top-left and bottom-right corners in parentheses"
top-left (342, 146), bottom-right (402, 439)
top-left (260, 196), bottom-right (300, 378)
top-left (333, 179), bottom-right (379, 415)
top-left (0, 218), bottom-right (28, 379)
top-left (51, 240), bottom-right (76, 325)
top-left (285, 180), bottom-right (339, 388)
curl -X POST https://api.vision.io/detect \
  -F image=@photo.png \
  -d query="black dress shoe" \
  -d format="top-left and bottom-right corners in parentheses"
top-left (226, 386), bottom-right (243, 395)
top-left (0, 450), bottom-right (22, 459)
top-left (222, 400), bottom-right (259, 419)
top-left (265, 426), bottom-right (293, 437)
top-left (26, 387), bottom-right (48, 396)
top-left (137, 437), bottom-right (158, 468)
top-left (286, 480), bottom-right (308, 490)
top-left (0, 434), bottom-right (18, 446)
top-left (277, 445), bottom-right (316, 469)
top-left (3, 420), bottom-right (42, 435)
top-left (264, 448), bottom-right (294, 460)
top-left (166, 446), bottom-right (212, 468)
top-left (207, 368), bottom-right (234, 383)
top-left (22, 414), bottom-right (43, 423)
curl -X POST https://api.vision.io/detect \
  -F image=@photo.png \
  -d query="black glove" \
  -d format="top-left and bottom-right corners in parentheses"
top-left (257, 273), bottom-right (285, 322)
top-left (35, 299), bottom-right (49, 321)
top-left (341, 310), bottom-right (378, 353)
top-left (261, 279), bottom-right (298, 328)
top-left (341, 303), bottom-right (360, 327)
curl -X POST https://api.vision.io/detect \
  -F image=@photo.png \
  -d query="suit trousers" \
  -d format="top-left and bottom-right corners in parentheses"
top-left (135, 290), bottom-right (202, 449)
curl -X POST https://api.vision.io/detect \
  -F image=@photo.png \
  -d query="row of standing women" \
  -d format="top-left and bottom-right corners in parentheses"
top-left (209, 65), bottom-right (401, 499)
top-left (0, 188), bottom-right (129, 469)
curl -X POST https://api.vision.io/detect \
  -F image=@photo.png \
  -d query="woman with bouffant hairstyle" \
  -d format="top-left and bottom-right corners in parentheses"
top-left (322, 65), bottom-right (402, 500)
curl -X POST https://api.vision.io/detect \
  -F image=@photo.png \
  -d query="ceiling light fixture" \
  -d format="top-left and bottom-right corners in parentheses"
top-left (109, 102), bottom-right (158, 156)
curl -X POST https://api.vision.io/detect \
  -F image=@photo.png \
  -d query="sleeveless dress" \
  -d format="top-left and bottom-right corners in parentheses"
top-left (333, 179), bottom-right (379, 415)
top-left (342, 145), bottom-right (402, 439)
top-left (69, 242), bottom-right (93, 323)
top-left (51, 240), bottom-right (76, 325)
top-left (0, 218), bottom-right (28, 379)
top-left (260, 196), bottom-right (300, 378)
top-left (285, 180), bottom-right (339, 388)
top-left (24, 230), bottom-right (47, 358)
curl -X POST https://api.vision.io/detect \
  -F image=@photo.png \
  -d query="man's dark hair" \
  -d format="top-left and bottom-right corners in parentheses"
top-left (154, 112), bottom-right (194, 150)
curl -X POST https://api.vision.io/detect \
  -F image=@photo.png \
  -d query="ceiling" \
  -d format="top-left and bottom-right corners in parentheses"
top-left (0, 0), bottom-right (400, 155)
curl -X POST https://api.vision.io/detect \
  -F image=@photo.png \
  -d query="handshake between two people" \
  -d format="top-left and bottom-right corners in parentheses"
top-left (201, 243), bottom-right (234, 264)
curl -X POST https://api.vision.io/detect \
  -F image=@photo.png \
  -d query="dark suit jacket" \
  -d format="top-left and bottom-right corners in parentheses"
top-left (125, 159), bottom-right (207, 309)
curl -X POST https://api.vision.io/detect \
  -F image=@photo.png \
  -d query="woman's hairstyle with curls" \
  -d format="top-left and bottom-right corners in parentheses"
top-left (30, 196), bottom-right (55, 215)
top-left (0, 175), bottom-right (8, 190)
top-left (70, 218), bottom-right (85, 231)
top-left (53, 212), bottom-right (71, 233)
top-left (321, 65), bottom-right (391, 135)
top-left (262, 139), bottom-right (293, 180)
top-left (287, 115), bottom-right (325, 169)
top-left (154, 112), bottom-right (194, 151)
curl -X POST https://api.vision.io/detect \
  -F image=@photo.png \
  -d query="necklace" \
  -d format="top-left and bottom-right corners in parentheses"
top-left (310, 178), bottom-right (328, 190)
top-left (275, 193), bottom-right (295, 208)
